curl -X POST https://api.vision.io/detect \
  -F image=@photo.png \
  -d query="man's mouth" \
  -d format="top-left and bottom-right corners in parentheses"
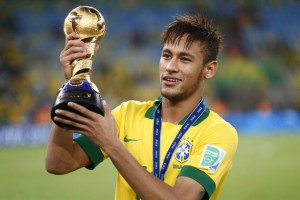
top-left (165, 78), bottom-right (179, 82)
top-left (162, 77), bottom-right (181, 85)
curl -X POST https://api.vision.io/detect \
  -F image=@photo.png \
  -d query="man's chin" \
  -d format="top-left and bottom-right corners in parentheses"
top-left (161, 91), bottom-right (184, 102)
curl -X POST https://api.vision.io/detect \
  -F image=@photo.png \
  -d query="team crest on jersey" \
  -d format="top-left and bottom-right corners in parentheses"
top-left (199, 144), bottom-right (226, 173)
top-left (175, 139), bottom-right (193, 163)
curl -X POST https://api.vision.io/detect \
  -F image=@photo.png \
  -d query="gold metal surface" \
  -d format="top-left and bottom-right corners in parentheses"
top-left (64, 6), bottom-right (106, 77)
top-left (70, 79), bottom-right (83, 86)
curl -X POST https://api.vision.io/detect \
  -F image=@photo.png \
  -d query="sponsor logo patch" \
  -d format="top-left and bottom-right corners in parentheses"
top-left (199, 144), bottom-right (226, 173)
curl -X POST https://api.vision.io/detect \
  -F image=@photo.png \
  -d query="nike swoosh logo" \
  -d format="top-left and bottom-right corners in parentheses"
top-left (123, 135), bottom-right (141, 143)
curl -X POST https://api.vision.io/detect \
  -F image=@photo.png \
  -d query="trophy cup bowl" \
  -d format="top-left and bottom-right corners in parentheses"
top-left (51, 6), bottom-right (106, 129)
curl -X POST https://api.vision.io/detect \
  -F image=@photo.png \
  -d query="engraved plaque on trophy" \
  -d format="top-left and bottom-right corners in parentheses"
top-left (51, 6), bottom-right (106, 129)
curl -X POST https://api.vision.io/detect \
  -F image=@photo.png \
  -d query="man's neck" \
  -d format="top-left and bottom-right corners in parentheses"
top-left (161, 96), bottom-right (203, 124)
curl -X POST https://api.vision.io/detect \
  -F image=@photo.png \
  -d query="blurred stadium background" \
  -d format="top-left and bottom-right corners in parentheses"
top-left (0, 0), bottom-right (299, 199)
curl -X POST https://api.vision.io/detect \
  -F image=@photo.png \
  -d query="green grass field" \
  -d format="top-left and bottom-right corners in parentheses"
top-left (1, 134), bottom-right (299, 200)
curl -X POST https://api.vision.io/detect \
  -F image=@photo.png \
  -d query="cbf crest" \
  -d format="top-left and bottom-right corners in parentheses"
top-left (175, 139), bottom-right (193, 163)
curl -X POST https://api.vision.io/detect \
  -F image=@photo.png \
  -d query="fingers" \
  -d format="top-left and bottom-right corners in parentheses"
top-left (64, 33), bottom-right (86, 55)
top-left (54, 101), bottom-right (109, 123)
top-left (53, 102), bottom-right (100, 125)
top-left (61, 40), bottom-right (88, 62)
top-left (65, 33), bottom-right (80, 43)
top-left (54, 106), bottom-right (89, 122)
top-left (53, 101), bottom-right (116, 148)
top-left (102, 100), bottom-right (111, 115)
top-left (60, 33), bottom-right (88, 80)
top-left (60, 45), bottom-right (87, 66)
top-left (53, 101), bottom-right (107, 134)
top-left (57, 102), bottom-right (94, 118)
top-left (54, 114), bottom-right (88, 132)
top-left (94, 43), bottom-right (100, 54)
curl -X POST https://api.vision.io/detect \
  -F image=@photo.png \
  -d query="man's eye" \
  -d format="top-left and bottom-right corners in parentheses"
top-left (163, 54), bottom-right (171, 59)
top-left (181, 57), bottom-right (191, 62)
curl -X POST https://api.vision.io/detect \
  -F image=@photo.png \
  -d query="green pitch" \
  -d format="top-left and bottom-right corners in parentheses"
top-left (220, 133), bottom-right (300, 200)
top-left (0, 133), bottom-right (299, 200)
top-left (0, 146), bottom-right (116, 200)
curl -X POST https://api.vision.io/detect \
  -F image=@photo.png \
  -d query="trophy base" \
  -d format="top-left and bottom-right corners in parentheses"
top-left (51, 78), bottom-right (104, 130)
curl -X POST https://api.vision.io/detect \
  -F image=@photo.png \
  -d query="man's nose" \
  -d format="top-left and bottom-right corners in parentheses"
top-left (166, 58), bottom-right (179, 72)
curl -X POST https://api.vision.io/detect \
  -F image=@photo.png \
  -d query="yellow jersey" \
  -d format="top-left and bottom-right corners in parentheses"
top-left (74, 97), bottom-right (238, 199)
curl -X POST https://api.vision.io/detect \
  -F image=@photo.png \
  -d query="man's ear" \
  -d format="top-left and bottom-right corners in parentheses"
top-left (204, 60), bottom-right (218, 79)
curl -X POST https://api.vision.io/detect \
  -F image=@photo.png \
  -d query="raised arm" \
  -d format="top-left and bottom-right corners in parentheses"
top-left (45, 124), bottom-right (90, 174)
top-left (45, 33), bottom-right (92, 174)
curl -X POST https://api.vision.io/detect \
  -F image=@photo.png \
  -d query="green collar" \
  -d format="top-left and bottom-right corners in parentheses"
top-left (145, 96), bottom-right (210, 126)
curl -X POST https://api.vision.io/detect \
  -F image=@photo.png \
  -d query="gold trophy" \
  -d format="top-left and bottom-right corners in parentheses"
top-left (51, 6), bottom-right (106, 129)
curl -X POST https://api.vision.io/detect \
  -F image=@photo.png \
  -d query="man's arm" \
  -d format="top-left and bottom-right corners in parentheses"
top-left (45, 32), bottom-right (93, 174)
top-left (108, 139), bottom-right (206, 200)
top-left (52, 101), bottom-right (206, 199)
top-left (45, 124), bottom-right (91, 174)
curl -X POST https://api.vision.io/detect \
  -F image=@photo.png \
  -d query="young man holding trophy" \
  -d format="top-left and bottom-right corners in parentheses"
top-left (46, 6), bottom-right (238, 200)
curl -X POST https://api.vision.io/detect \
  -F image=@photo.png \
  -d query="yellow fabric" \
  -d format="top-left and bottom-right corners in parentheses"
top-left (109, 100), bottom-right (238, 200)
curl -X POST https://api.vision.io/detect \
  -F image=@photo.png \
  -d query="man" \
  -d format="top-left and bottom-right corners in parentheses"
top-left (46, 14), bottom-right (238, 200)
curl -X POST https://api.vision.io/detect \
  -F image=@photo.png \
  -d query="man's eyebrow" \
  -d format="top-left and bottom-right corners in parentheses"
top-left (162, 48), bottom-right (195, 59)
top-left (162, 48), bottom-right (172, 54)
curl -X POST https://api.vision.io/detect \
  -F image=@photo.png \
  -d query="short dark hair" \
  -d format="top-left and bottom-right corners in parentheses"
top-left (161, 14), bottom-right (223, 65)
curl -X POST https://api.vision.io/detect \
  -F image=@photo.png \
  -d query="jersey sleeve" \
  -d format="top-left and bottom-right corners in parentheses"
top-left (73, 102), bottom-right (128, 170)
top-left (178, 121), bottom-right (238, 198)
top-left (74, 134), bottom-right (108, 170)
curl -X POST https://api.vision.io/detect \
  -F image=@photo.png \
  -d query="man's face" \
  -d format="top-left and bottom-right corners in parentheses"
top-left (159, 36), bottom-right (205, 102)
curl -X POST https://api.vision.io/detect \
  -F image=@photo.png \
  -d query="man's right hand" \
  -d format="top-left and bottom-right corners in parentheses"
top-left (59, 33), bottom-right (88, 81)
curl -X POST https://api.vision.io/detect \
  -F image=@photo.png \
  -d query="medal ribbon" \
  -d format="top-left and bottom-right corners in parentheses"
top-left (152, 98), bottom-right (206, 180)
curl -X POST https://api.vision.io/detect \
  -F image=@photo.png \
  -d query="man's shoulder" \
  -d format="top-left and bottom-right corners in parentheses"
top-left (207, 109), bottom-right (229, 123)
top-left (112, 100), bottom-right (155, 117)
top-left (118, 100), bottom-right (155, 110)
top-left (205, 109), bottom-right (237, 133)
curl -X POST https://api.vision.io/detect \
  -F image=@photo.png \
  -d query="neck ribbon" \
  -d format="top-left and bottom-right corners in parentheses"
top-left (152, 98), bottom-right (206, 180)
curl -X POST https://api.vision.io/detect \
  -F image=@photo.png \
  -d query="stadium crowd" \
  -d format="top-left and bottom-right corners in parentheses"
top-left (0, 0), bottom-right (300, 125)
